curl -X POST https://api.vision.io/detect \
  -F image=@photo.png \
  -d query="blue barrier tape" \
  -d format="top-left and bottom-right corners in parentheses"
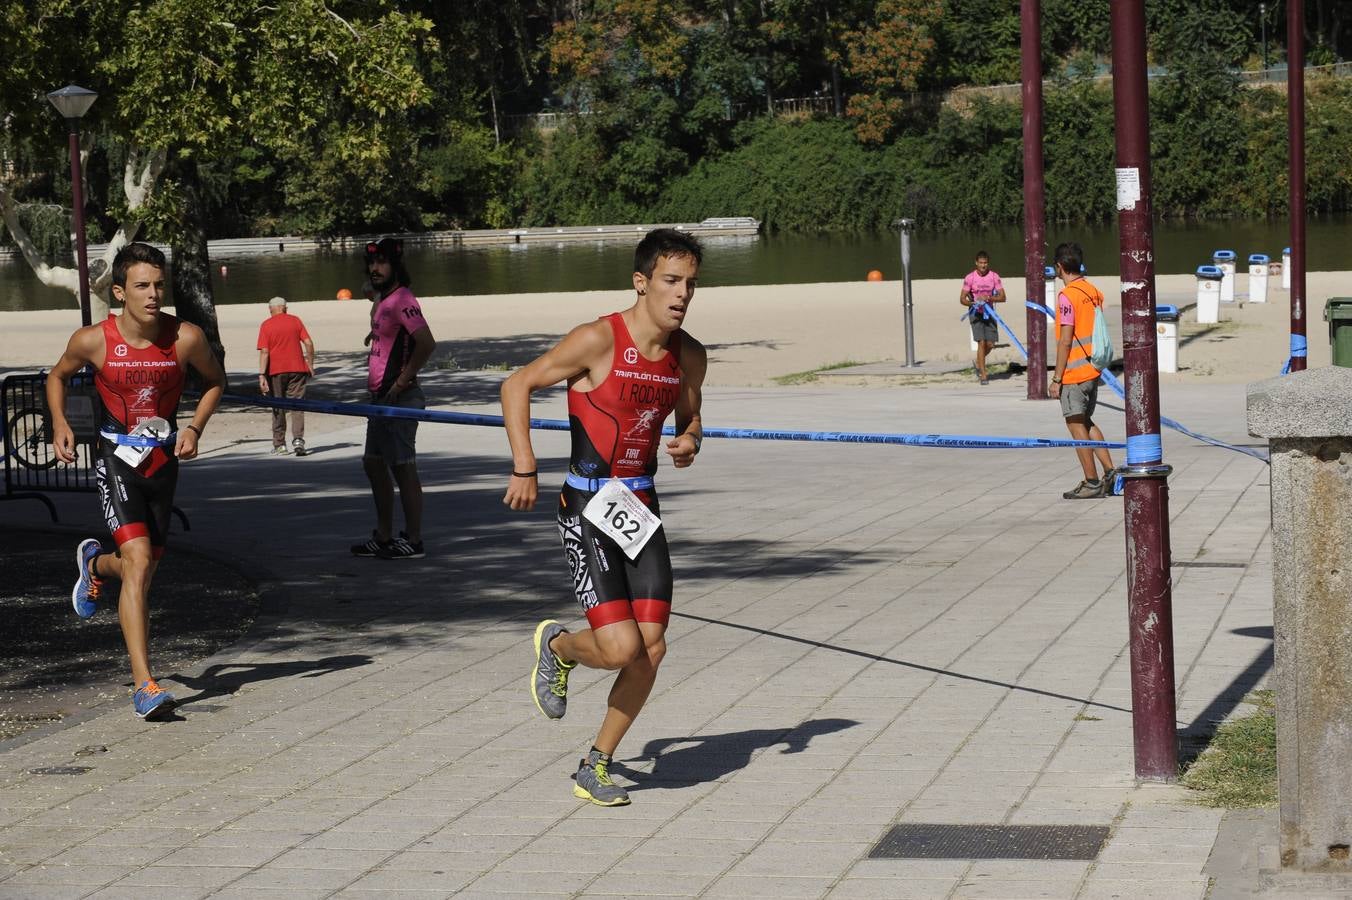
top-left (979, 304), bottom-right (1030, 360)
top-left (1023, 306), bottom-right (1269, 463)
top-left (100, 431), bottom-right (176, 448)
top-left (1125, 433), bottom-right (1162, 465)
top-left (221, 393), bottom-right (1124, 451)
top-left (1098, 370), bottom-right (1269, 462)
top-left (1281, 333), bottom-right (1309, 375)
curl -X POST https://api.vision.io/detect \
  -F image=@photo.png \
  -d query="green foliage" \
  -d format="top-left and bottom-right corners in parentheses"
top-left (3, 0), bottom-right (1350, 251)
top-left (652, 118), bottom-right (902, 231)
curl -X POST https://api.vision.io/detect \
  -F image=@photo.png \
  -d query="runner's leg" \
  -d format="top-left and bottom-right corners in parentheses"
top-left (111, 537), bottom-right (159, 686)
top-left (551, 620), bottom-right (643, 671)
top-left (593, 621), bottom-right (667, 756)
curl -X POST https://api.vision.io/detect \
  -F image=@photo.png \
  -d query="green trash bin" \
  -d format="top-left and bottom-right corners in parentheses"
top-left (1325, 298), bottom-right (1352, 367)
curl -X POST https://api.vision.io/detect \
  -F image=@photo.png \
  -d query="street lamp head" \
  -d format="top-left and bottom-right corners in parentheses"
top-left (891, 217), bottom-right (916, 233)
top-left (47, 85), bottom-right (98, 126)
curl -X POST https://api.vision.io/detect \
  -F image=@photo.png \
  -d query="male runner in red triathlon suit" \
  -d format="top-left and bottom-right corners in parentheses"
top-left (46, 242), bottom-right (225, 720)
top-left (501, 228), bottom-right (707, 806)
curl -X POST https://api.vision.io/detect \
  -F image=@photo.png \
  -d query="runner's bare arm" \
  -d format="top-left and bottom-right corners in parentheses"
top-left (667, 336), bottom-right (707, 469)
top-left (174, 324), bottom-right (226, 460)
top-left (45, 327), bottom-right (102, 464)
top-left (500, 321), bottom-right (612, 511)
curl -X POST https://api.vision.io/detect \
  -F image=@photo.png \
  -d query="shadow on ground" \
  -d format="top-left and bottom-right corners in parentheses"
top-left (615, 717), bottom-right (861, 790)
top-left (0, 529), bottom-right (261, 742)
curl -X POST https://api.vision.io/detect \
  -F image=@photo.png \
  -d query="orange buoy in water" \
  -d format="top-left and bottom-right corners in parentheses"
top-left (336, 288), bottom-right (354, 300)
top-left (866, 270), bottom-right (884, 282)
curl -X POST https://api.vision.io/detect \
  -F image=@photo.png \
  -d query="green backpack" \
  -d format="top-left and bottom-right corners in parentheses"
top-left (1068, 282), bottom-right (1113, 369)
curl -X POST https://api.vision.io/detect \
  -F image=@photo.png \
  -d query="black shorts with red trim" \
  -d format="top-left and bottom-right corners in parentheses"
top-left (95, 446), bottom-right (178, 558)
top-left (556, 483), bottom-right (672, 630)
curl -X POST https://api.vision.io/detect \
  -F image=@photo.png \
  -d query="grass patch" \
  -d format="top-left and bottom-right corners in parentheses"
top-left (772, 360), bottom-right (866, 385)
top-left (1182, 690), bottom-right (1277, 808)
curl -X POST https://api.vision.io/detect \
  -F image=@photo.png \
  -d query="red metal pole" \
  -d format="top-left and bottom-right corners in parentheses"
top-left (1288, 0), bottom-right (1307, 371)
top-left (67, 128), bottom-right (92, 328)
top-left (1110, 0), bottom-right (1178, 782)
top-left (1021, 0), bottom-right (1047, 400)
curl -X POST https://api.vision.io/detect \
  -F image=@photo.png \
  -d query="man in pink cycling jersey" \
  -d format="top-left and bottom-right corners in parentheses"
top-left (959, 250), bottom-right (1006, 385)
top-left (349, 238), bottom-right (436, 560)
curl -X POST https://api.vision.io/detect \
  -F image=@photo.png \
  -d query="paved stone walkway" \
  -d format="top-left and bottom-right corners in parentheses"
top-left (0, 375), bottom-right (1284, 898)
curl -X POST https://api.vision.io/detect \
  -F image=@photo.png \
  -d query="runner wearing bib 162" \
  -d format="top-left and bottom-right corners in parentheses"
top-left (501, 228), bottom-right (708, 808)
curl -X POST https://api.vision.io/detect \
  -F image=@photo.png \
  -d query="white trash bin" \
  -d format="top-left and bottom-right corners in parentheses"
top-left (1213, 249), bottom-right (1236, 304)
top-left (1248, 253), bottom-right (1269, 304)
top-left (1282, 246), bottom-right (1291, 290)
top-left (1156, 304), bottom-right (1179, 373)
top-left (1196, 265), bottom-right (1223, 324)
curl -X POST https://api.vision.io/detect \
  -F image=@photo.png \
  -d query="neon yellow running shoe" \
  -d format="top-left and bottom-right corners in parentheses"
top-left (530, 620), bottom-right (575, 719)
top-left (573, 749), bottom-right (630, 807)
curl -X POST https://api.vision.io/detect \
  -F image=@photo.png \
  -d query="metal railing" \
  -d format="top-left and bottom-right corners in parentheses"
top-left (1, 371), bottom-right (189, 529)
top-left (2, 371), bottom-right (97, 521)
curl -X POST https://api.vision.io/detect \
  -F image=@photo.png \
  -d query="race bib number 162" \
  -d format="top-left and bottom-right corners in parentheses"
top-left (581, 479), bottom-right (662, 560)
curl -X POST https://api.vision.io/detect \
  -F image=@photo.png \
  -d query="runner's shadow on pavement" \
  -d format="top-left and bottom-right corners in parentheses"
top-left (613, 717), bottom-right (859, 791)
top-left (169, 654), bottom-right (374, 707)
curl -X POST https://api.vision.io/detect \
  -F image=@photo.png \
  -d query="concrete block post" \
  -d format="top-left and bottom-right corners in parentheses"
top-left (1248, 366), bottom-right (1352, 879)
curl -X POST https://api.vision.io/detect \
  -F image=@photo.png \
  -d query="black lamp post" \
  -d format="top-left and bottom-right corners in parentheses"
top-left (47, 84), bottom-right (98, 327)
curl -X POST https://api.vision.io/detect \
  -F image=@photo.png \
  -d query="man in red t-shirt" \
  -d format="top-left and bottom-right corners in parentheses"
top-left (257, 296), bottom-right (315, 456)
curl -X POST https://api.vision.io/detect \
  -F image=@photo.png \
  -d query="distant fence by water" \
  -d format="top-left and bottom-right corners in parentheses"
top-left (33, 217), bottom-right (761, 262)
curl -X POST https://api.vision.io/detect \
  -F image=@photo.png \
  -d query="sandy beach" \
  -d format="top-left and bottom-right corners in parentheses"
top-left (1, 271), bottom-right (1338, 447)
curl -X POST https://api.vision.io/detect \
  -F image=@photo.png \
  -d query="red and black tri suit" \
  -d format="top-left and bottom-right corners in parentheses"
top-left (93, 314), bottom-right (186, 557)
top-left (558, 313), bottom-right (683, 629)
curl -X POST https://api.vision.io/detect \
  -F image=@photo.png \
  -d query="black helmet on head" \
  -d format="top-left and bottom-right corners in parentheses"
top-left (365, 237), bottom-right (403, 262)
top-left (363, 237), bottom-right (411, 289)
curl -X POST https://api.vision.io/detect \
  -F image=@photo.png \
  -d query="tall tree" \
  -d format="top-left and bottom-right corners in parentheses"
top-left (0, 1), bottom-right (165, 320)
top-left (0, 0), bottom-right (432, 361)
top-left (840, 0), bottom-right (943, 142)
top-left (110, 0), bottom-right (433, 361)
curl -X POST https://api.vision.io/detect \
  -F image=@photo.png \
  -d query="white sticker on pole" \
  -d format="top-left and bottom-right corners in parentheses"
top-left (582, 479), bottom-right (662, 560)
top-left (1115, 167), bottom-right (1141, 210)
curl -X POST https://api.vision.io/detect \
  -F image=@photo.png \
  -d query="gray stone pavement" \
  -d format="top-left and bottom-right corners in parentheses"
top-left (0, 372), bottom-right (1290, 898)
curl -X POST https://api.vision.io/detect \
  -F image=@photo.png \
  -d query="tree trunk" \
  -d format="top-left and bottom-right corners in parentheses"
top-left (168, 158), bottom-right (226, 373)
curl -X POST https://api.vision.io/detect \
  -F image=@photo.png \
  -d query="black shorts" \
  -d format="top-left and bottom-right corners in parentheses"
top-left (95, 448), bottom-right (178, 558)
top-left (556, 483), bottom-right (672, 630)
top-left (970, 318), bottom-right (998, 343)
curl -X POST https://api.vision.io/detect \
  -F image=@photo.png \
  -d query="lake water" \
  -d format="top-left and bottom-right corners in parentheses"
top-left (2, 216), bottom-right (1346, 313)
